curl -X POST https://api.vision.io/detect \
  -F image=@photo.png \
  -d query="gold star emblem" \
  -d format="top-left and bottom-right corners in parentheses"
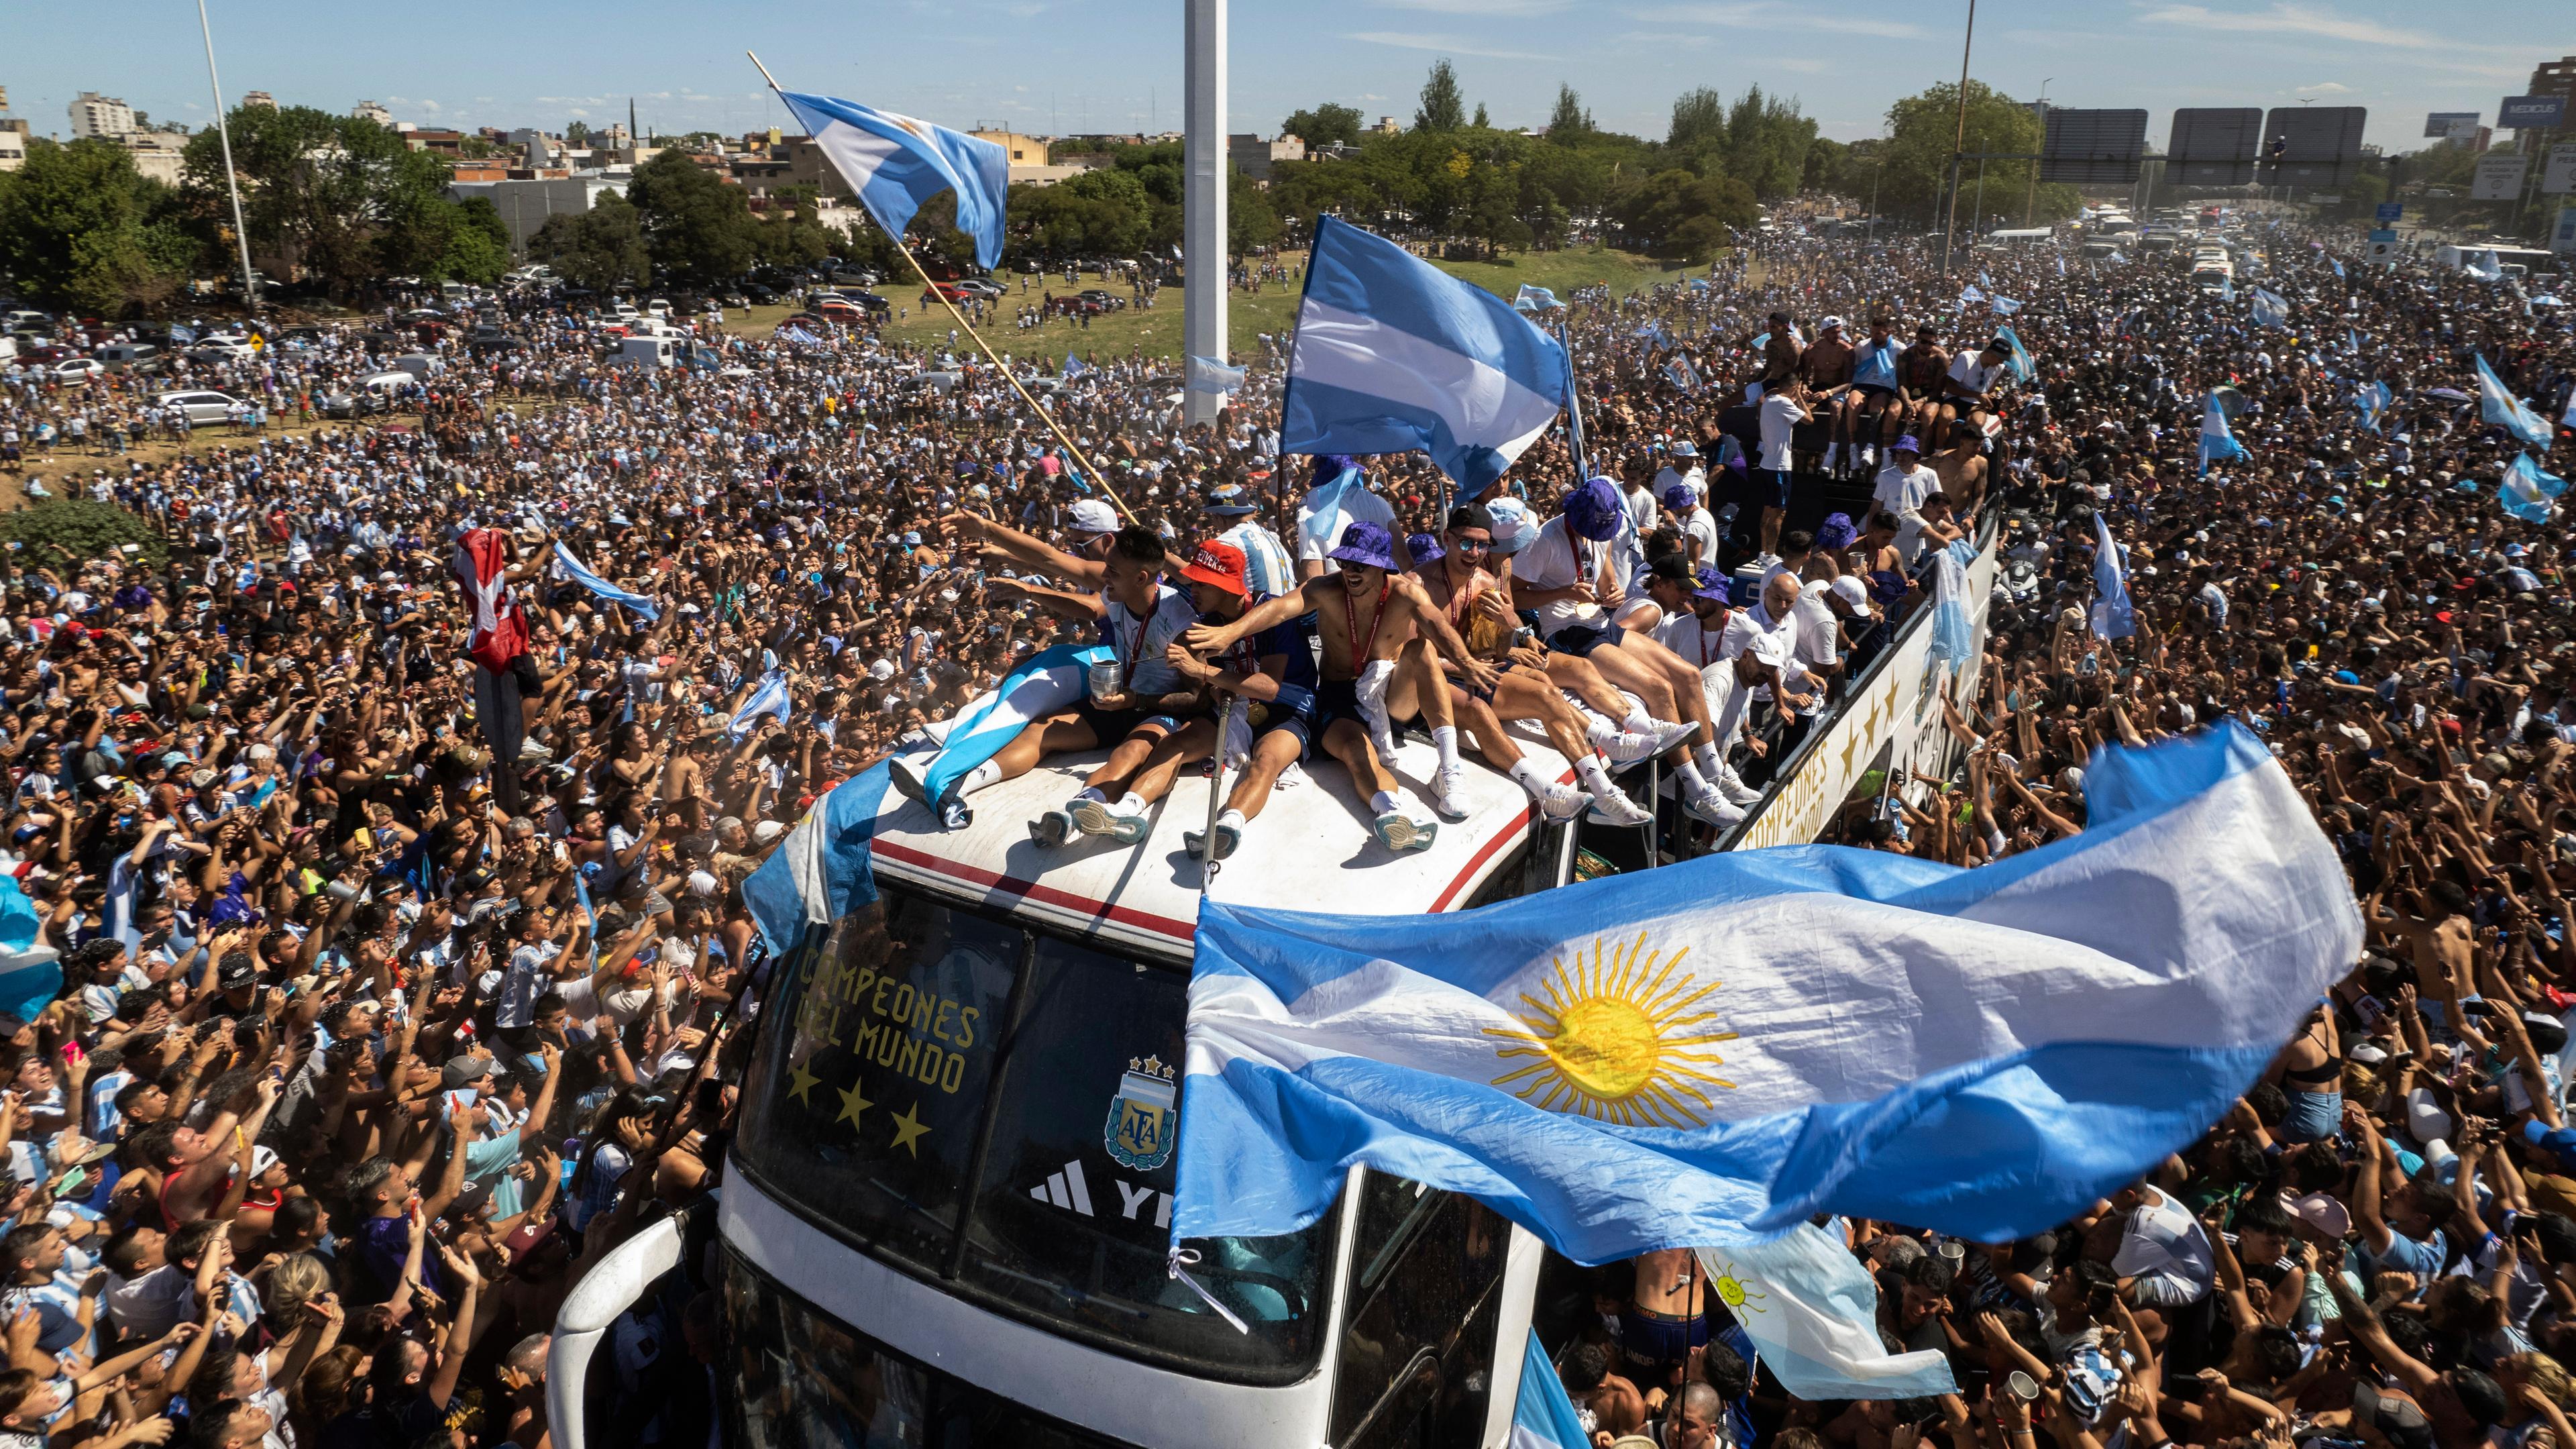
top-left (788, 1060), bottom-right (820, 1108)
top-left (836, 1078), bottom-right (874, 1127)
top-left (888, 1102), bottom-right (930, 1157)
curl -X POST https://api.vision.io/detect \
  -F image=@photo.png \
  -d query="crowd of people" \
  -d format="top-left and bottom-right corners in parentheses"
top-left (0, 192), bottom-right (2567, 1449)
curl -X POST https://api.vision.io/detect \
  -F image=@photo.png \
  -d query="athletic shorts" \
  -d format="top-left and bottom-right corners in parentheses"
top-left (1621, 1301), bottom-right (1711, 1375)
top-left (1545, 621), bottom-right (1626, 657)
top-left (1760, 468), bottom-right (1794, 509)
top-left (1074, 703), bottom-right (1178, 746)
top-left (1311, 676), bottom-right (1365, 742)
top-left (1853, 383), bottom-right (1898, 402)
top-left (1247, 683), bottom-right (1320, 763)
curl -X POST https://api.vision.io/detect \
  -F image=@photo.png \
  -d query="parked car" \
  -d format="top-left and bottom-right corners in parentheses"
top-left (94, 343), bottom-right (161, 374)
top-left (388, 352), bottom-right (445, 382)
top-left (319, 371), bottom-right (414, 417)
top-left (189, 335), bottom-right (256, 362)
top-left (955, 278), bottom-right (1005, 299)
top-left (155, 389), bottom-right (242, 425)
top-left (1075, 288), bottom-right (1124, 310)
top-left (743, 283), bottom-right (780, 305)
top-left (50, 357), bottom-right (104, 384)
top-left (922, 281), bottom-right (975, 303)
top-left (829, 267), bottom-right (879, 286)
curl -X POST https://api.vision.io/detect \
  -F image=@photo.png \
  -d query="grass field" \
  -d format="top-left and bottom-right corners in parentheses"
top-left (720, 246), bottom-right (1697, 363)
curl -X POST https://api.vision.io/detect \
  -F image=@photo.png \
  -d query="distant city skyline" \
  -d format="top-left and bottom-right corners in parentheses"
top-left (3, 0), bottom-right (2567, 156)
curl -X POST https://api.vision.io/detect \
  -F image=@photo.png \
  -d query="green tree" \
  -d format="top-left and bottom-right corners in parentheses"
top-left (1230, 168), bottom-right (1282, 254)
top-left (1668, 87), bottom-right (1727, 153)
top-left (1879, 80), bottom-right (2075, 229)
top-left (1415, 60), bottom-right (1466, 133)
top-left (625, 149), bottom-right (761, 284)
top-left (1281, 103), bottom-right (1363, 151)
top-left (1722, 86), bottom-right (1817, 201)
top-left (1615, 166), bottom-right (1756, 260)
top-left (565, 120), bottom-right (592, 148)
top-left (459, 136), bottom-right (495, 160)
top-left (180, 104), bottom-right (482, 297)
top-left (0, 138), bottom-right (196, 314)
top-left (527, 192), bottom-right (651, 292)
top-left (1548, 85), bottom-right (1594, 140)
top-left (1472, 103), bottom-right (1490, 129)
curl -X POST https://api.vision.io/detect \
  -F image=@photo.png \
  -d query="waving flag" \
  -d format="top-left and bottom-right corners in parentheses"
top-left (553, 541), bottom-right (659, 621)
top-left (1958, 284), bottom-right (1986, 307)
top-left (2356, 380), bottom-right (2392, 432)
top-left (1513, 284), bottom-right (1563, 313)
top-left (2199, 391), bottom-right (2248, 472)
top-left (1695, 1232), bottom-right (1957, 1399)
top-left (742, 763), bottom-right (893, 954)
top-left (1990, 296), bottom-right (2023, 315)
top-left (2466, 249), bottom-right (2505, 282)
top-left (1664, 354), bottom-right (1703, 391)
top-left (2089, 510), bottom-right (2135, 640)
top-left (1063, 352), bottom-right (1094, 380)
top-left (2502, 453), bottom-right (2568, 524)
top-left (0, 875), bottom-right (60, 1025)
top-left (1978, 270), bottom-right (1992, 288)
top-left (1188, 354), bottom-right (1246, 396)
top-left (2330, 257), bottom-right (2346, 278)
top-left (728, 669), bottom-right (794, 739)
top-left (2477, 354), bottom-right (2556, 447)
top-left (1998, 326), bottom-right (2034, 383)
top-left (1283, 216), bottom-right (1568, 490)
top-left (2106, 249), bottom-right (2128, 264)
top-left (2347, 328), bottom-right (2365, 354)
top-left (1171, 723), bottom-right (2359, 1257)
top-left (916, 641), bottom-right (1112, 804)
top-left (1509, 1330), bottom-right (1590, 1449)
top-left (2251, 288), bottom-right (2289, 328)
top-left (2218, 274), bottom-right (2235, 303)
top-left (451, 527), bottom-right (531, 672)
top-left (774, 323), bottom-right (822, 345)
top-left (1635, 320), bottom-right (1674, 348)
top-left (777, 89), bottom-right (1010, 268)
top-left (2055, 253), bottom-right (2067, 276)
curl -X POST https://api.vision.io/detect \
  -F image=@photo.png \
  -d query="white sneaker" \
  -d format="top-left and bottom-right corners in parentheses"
top-left (1429, 763), bottom-right (1472, 820)
top-left (1591, 722), bottom-right (1664, 764)
top-left (888, 756), bottom-right (932, 803)
top-left (1101, 797), bottom-right (1153, 844)
top-left (1680, 788), bottom-right (1747, 827)
top-left (1371, 808), bottom-right (1438, 853)
top-left (1585, 785), bottom-right (1655, 826)
top-left (1650, 718), bottom-right (1702, 754)
top-left (1183, 812), bottom-right (1244, 861)
top-left (1071, 795), bottom-right (1152, 844)
top-left (1029, 806), bottom-right (1075, 847)
top-left (1533, 781), bottom-right (1589, 822)
top-left (1713, 767), bottom-right (1764, 806)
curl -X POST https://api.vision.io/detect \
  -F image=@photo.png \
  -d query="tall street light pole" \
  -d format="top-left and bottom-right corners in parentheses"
top-left (2024, 76), bottom-right (2050, 225)
top-left (196, 0), bottom-right (259, 314)
top-left (1939, 0), bottom-right (1978, 277)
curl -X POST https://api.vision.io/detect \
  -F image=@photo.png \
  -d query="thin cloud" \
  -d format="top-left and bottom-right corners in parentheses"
top-left (2136, 3), bottom-right (2520, 53)
top-left (1625, 2), bottom-right (1923, 38)
top-left (2295, 81), bottom-right (2353, 93)
top-left (1377, 0), bottom-right (1570, 13)
top-left (1344, 31), bottom-right (1552, 60)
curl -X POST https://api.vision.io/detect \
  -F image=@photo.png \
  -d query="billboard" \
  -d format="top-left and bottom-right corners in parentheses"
top-left (2472, 153), bottom-right (2528, 202)
top-left (2262, 106), bottom-right (2368, 186)
top-left (2548, 144), bottom-right (2576, 196)
top-left (2426, 111), bottom-right (2481, 138)
top-left (2500, 95), bottom-right (2569, 130)
top-left (2039, 108), bottom-right (2149, 185)
top-left (2168, 107), bottom-right (2263, 186)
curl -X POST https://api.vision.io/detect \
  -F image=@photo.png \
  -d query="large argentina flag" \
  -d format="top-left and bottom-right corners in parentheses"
top-left (777, 90), bottom-right (1009, 269)
top-left (1282, 216), bottom-right (1568, 490)
top-left (1174, 722), bottom-right (2360, 1262)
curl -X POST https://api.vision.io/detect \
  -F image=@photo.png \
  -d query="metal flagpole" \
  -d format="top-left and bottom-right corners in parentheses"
top-left (1558, 317), bottom-right (1591, 482)
top-left (196, 0), bottom-right (259, 315)
top-left (747, 52), bottom-right (1140, 525)
top-left (1939, 0), bottom-right (1977, 278)
top-left (1199, 696), bottom-right (1242, 894)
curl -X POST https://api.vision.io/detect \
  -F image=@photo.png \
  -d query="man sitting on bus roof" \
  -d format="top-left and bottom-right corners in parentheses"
top-left (1183, 521), bottom-right (1489, 853)
top-left (1030, 539), bottom-right (1315, 853)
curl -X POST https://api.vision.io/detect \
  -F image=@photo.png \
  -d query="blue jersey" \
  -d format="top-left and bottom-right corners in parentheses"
top-left (1851, 339), bottom-right (1902, 390)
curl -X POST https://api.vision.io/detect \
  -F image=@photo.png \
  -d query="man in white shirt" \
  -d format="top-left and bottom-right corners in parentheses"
top-left (1754, 378), bottom-right (1811, 563)
top-left (1870, 435), bottom-right (1936, 522)
top-left (1665, 484), bottom-right (1718, 568)
top-left (1511, 479), bottom-right (1740, 825)
top-left (1654, 439), bottom-right (1708, 508)
top-left (1203, 485), bottom-right (1294, 598)
top-left (1939, 338), bottom-right (2012, 447)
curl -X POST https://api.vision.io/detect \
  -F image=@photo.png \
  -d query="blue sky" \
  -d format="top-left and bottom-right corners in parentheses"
top-left (2, 0), bottom-right (2564, 153)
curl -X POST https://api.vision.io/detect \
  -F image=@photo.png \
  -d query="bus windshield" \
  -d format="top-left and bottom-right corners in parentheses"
top-left (733, 885), bottom-right (1338, 1383)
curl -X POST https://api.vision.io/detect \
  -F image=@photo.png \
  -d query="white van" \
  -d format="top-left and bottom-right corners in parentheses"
top-left (615, 335), bottom-right (686, 368)
top-left (389, 352), bottom-right (445, 382)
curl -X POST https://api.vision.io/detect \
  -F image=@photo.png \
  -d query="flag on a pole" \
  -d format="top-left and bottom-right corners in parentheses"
top-left (1513, 284), bottom-right (1563, 313)
top-left (775, 90), bottom-right (1010, 268)
top-left (1664, 355), bottom-right (1703, 391)
top-left (2200, 391), bottom-right (2248, 472)
top-left (1694, 1232), bottom-right (1957, 1399)
top-left (1171, 723), bottom-right (2360, 1256)
top-left (2090, 510), bottom-right (2135, 639)
top-left (1508, 1330), bottom-right (1591, 1449)
top-left (2251, 288), bottom-right (2289, 328)
top-left (2502, 453), bottom-right (2568, 524)
top-left (553, 541), bottom-right (660, 621)
top-left (2356, 380), bottom-right (2392, 432)
top-left (2477, 354), bottom-right (2556, 447)
top-left (1998, 326), bottom-right (2034, 383)
top-left (1187, 354), bottom-right (1246, 396)
top-left (1063, 352), bottom-right (1094, 380)
top-left (728, 669), bottom-right (794, 739)
top-left (1282, 216), bottom-right (1568, 490)
top-left (1958, 284), bottom-right (1986, 307)
top-left (1990, 296), bottom-right (2022, 315)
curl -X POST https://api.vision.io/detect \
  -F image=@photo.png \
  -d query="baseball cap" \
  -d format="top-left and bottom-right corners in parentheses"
top-left (219, 958), bottom-right (259, 991)
top-left (1177, 539), bottom-right (1250, 598)
top-left (442, 1052), bottom-right (497, 1089)
top-left (2281, 1191), bottom-right (2351, 1239)
top-left (1068, 499), bottom-right (1120, 535)
top-left (751, 819), bottom-right (787, 845)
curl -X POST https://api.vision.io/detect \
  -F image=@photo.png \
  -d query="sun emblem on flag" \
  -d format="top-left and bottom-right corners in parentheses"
top-left (1708, 1258), bottom-right (1768, 1316)
top-left (1484, 931), bottom-right (1739, 1128)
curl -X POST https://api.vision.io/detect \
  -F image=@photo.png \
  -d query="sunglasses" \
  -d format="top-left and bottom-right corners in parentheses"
top-left (1448, 536), bottom-right (1493, 553)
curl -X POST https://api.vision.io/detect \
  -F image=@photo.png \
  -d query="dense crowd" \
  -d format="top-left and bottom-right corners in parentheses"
top-left (0, 197), bottom-right (2567, 1449)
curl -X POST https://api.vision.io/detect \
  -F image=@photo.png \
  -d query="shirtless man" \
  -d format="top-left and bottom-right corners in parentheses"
top-left (2373, 878), bottom-right (2486, 1048)
top-left (1183, 521), bottom-right (1494, 851)
top-left (1796, 315), bottom-right (1857, 477)
top-left (1413, 508), bottom-right (1655, 826)
top-left (1623, 1248), bottom-right (1709, 1390)
top-left (1928, 427), bottom-right (1991, 521)
top-left (1895, 325), bottom-right (1953, 451)
top-left (1721, 311), bottom-right (1802, 411)
top-left (1513, 479), bottom-right (1742, 826)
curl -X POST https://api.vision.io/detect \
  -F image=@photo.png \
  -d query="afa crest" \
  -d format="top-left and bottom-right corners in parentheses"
top-left (1104, 1055), bottom-right (1177, 1172)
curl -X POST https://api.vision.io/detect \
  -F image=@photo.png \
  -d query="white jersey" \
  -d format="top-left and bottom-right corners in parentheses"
top-left (1517, 517), bottom-right (1629, 638)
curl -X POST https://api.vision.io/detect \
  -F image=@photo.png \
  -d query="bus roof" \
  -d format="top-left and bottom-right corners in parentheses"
top-left (864, 733), bottom-right (1546, 963)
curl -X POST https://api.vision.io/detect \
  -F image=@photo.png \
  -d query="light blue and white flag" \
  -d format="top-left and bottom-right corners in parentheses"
top-left (1978, 270), bottom-right (1992, 288)
top-left (1686, 276), bottom-right (1713, 291)
top-left (0, 875), bottom-right (60, 1025)
top-left (2502, 452), bottom-right (2569, 524)
top-left (1991, 296), bottom-right (2023, 315)
top-left (2356, 380), bottom-right (2393, 433)
top-left (1998, 326), bottom-right (2034, 383)
top-left (1513, 284), bottom-right (1563, 313)
top-left (2106, 249), bottom-right (2128, 264)
top-left (2477, 354), bottom-right (2557, 447)
top-left (2330, 257), bottom-right (2346, 278)
top-left (1958, 284), bottom-right (1986, 307)
top-left (2347, 328), bottom-right (2365, 355)
top-left (1695, 1231), bottom-right (1957, 1399)
top-left (553, 542), bottom-right (659, 621)
top-left (2218, 274), bottom-right (2235, 303)
top-left (2089, 510), bottom-right (2135, 640)
top-left (1283, 217), bottom-right (1568, 490)
top-left (1635, 320), bottom-right (1674, 348)
top-left (2466, 248), bottom-right (2505, 282)
top-left (1664, 355), bottom-right (1703, 392)
top-left (917, 641), bottom-right (1113, 803)
top-left (777, 89), bottom-right (1010, 268)
top-left (775, 323), bottom-right (822, 345)
top-left (2199, 391), bottom-right (2248, 472)
top-left (1296, 455), bottom-right (1373, 561)
top-left (742, 763), bottom-right (894, 954)
top-left (1188, 354), bottom-right (1246, 396)
top-left (728, 669), bottom-right (793, 739)
top-left (2055, 253), bottom-right (2067, 276)
top-left (2251, 288), bottom-right (2289, 329)
top-left (1509, 1330), bottom-right (1591, 1449)
top-left (1173, 723), bottom-right (2361, 1258)
top-left (1063, 352), bottom-right (1094, 380)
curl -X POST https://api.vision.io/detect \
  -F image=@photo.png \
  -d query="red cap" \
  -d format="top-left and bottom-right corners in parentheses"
top-left (1177, 539), bottom-right (1249, 598)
